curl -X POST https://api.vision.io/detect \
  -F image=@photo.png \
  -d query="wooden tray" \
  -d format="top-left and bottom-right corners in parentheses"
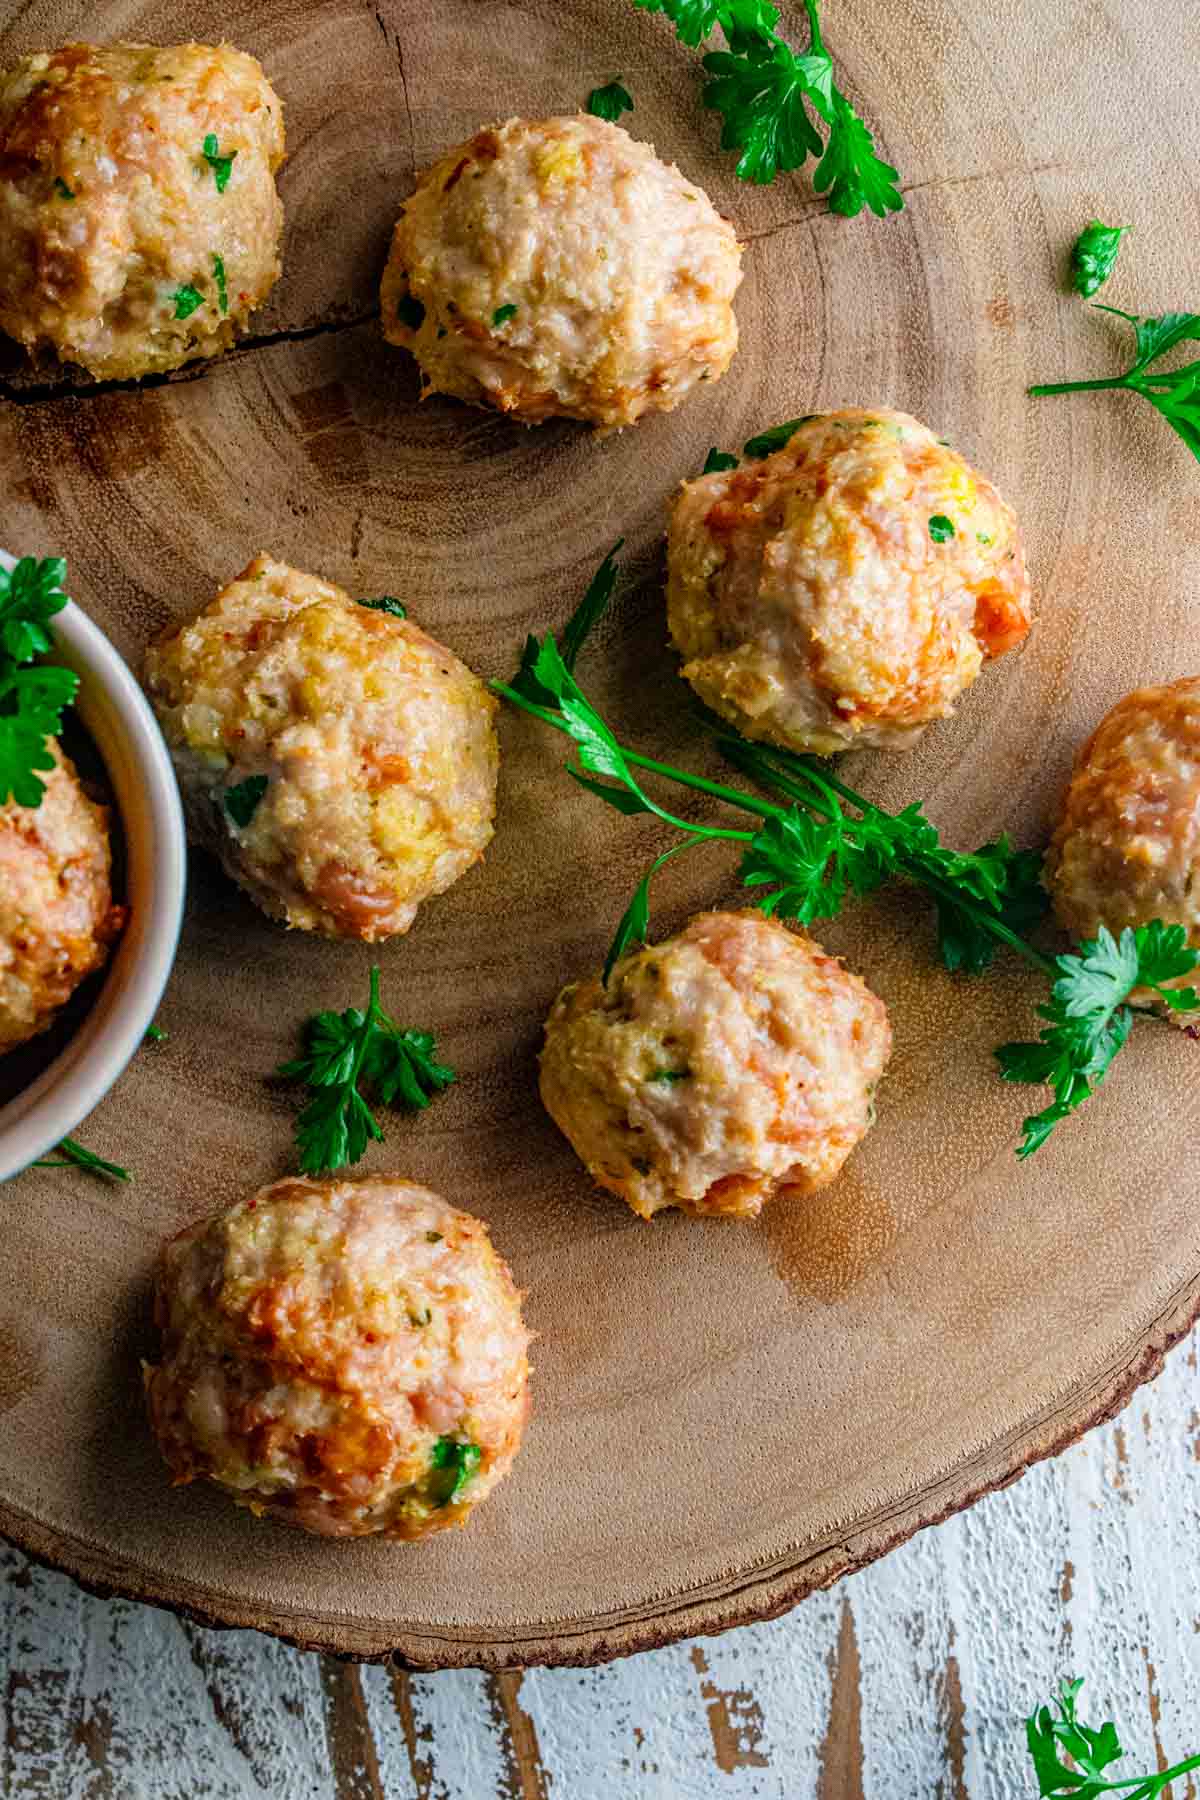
top-left (2, 0), bottom-right (1199, 1669)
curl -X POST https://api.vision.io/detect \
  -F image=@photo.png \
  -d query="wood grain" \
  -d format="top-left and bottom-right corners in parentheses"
top-left (2, 0), bottom-right (1200, 1666)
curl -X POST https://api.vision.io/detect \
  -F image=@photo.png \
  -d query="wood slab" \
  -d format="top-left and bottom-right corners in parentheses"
top-left (1, 0), bottom-right (1199, 1668)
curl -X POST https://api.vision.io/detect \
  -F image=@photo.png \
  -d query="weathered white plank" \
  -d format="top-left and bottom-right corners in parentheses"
top-left (5, 1322), bottom-right (1200, 1797)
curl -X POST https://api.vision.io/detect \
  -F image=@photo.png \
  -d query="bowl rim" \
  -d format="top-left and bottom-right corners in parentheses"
top-left (0, 551), bottom-right (186, 1180)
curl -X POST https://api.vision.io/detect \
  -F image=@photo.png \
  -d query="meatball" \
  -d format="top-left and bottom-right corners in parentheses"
top-left (0, 740), bottom-right (124, 1052)
top-left (540, 910), bottom-right (891, 1220)
top-left (143, 555), bottom-right (499, 941)
top-left (145, 1177), bottom-right (531, 1540)
top-left (0, 42), bottom-right (285, 379)
top-left (666, 409), bottom-right (1032, 755)
top-left (1047, 678), bottom-right (1200, 967)
top-left (381, 114), bottom-right (742, 430)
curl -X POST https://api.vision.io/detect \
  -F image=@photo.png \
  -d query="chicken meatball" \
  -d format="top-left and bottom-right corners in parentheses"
top-left (1047, 678), bottom-right (1200, 965)
top-left (667, 409), bottom-right (1032, 755)
top-left (143, 556), bottom-right (498, 941)
top-left (540, 910), bottom-right (891, 1220)
top-left (381, 114), bottom-right (742, 430)
top-left (145, 1177), bottom-right (531, 1540)
top-left (0, 740), bottom-right (124, 1052)
top-left (0, 42), bottom-right (285, 379)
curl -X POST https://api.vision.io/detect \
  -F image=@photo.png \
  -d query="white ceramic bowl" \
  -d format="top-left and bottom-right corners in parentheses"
top-left (0, 550), bottom-right (186, 1179)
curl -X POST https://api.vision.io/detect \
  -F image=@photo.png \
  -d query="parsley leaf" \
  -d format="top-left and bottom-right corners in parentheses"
top-left (173, 284), bottom-right (204, 320)
top-left (144, 1023), bottom-right (168, 1043)
top-left (212, 252), bottom-right (228, 314)
top-left (1070, 220), bottom-right (1126, 299)
top-left (1025, 1677), bottom-right (1200, 1798)
top-left (0, 557), bottom-right (78, 806)
top-left (53, 176), bottom-right (74, 199)
top-left (997, 923), bottom-right (1200, 1156)
top-left (1030, 305), bottom-right (1200, 465)
top-left (743, 415), bottom-right (818, 458)
top-left (202, 133), bottom-right (236, 192)
top-left (34, 1135), bottom-right (130, 1181)
top-left (358, 596), bottom-right (407, 618)
top-left (560, 539), bottom-right (624, 672)
top-left (223, 774), bottom-right (268, 829)
top-left (587, 79), bottom-right (634, 121)
top-left (491, 303), bottom-right (518, 327)
top-left (429, 1436), bottom-right (482, 1504)
top-left (631, 0), bottom-right (902, 212)
top-left (0, 665), bottom-right (78, 807)
top-left (928, 513), bottom-right (955, 542)
top-left (703, 447), bottom-right (740, 473)
top-left (278, 966), bottom-right (455, 1174)
top-left (0, 555), bottom-right (69, 664)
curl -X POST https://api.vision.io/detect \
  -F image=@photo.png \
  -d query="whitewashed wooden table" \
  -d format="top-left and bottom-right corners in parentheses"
top-left (3, 1324), bottom-right (1198, 1798)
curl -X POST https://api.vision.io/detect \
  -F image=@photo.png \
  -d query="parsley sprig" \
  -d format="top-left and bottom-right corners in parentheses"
top-left (1030, 307), bottom-right (1200, 462)
top-left (495, 548), bottom-right (1199, 1159)
top-left (1027, 1677), bottom-right (1200, 1797)
top-left (587, 78), bottom-right (634, 121)
top-left (632, 0), bottom-right (902, 213)
top-left (0, 556), bottom-right (78, 807)
top-left (997, 923), bottom-right (1200, 1157)
top-left (278, 967), bottom-right (456, 1174)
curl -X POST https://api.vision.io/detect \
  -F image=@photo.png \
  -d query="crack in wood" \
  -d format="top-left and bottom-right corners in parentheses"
top-left (0, 309), bottom-right (380, 409)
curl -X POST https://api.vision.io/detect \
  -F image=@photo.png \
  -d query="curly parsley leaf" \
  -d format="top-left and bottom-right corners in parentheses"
top-left (223, 774), bottom-right (268, 829)
top-left (1030, 306), bottom-right (1200, 464)
top-left (1070, 220), bottom-right (1126, 299)
top-left (429, 1436), bottom-right (483, 1504)
top-left (997, 923), bottom-right (1200, 1156)
top-left (202, 133), bottom-right (236, 192)
top-left (587, 78), bottom-right (634, 120)
top-left (631, 0), bottom-right (901, 212)
top-left (278, 967), bottom-right (456, 1174)
top-left (1026, 1676), bottom-right (1200, 1797)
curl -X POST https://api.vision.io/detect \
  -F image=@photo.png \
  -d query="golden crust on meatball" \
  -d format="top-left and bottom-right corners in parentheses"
top-left (0, 741), bottom-right (124, 1052)
top-left (381, 114), bottom-right (742, 430)
top-left (539, 909), bottom-right (892, 1220)
top-left (1047, 677), bottom-right (1200, 963)
top-left (145, 1176), bottom-right (531, 1540)
top-left (143, 555), bottom-right (499, 942)
top-left (0, 41), bottom-right (285, 379)
top-left (666, 408), bottom-right (1032, 755)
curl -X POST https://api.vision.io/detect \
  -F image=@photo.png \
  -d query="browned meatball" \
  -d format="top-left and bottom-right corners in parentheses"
top-left (1048, 678), bottom-right (1200, 960)
top-left (382, 114), bottom-right (742, 429)
top-left (145, 1176), bottom-right (532, 1540)
top-left (0, 42), bottom-right (285, 378)
top-left (143, 556), bottom-right (499, 942)
top-left (540, 910), bottom-right (892, 1220)
top-left (0, 741), bottom-right (124, 1051)
top-left (667, 409), bottom-right (1032, 755)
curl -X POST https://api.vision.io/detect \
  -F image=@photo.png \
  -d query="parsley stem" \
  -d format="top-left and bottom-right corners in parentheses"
top-left (492, 680), bottom-right (786, 824)
top-left (1027, 377), bottom-right (1129, 396)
